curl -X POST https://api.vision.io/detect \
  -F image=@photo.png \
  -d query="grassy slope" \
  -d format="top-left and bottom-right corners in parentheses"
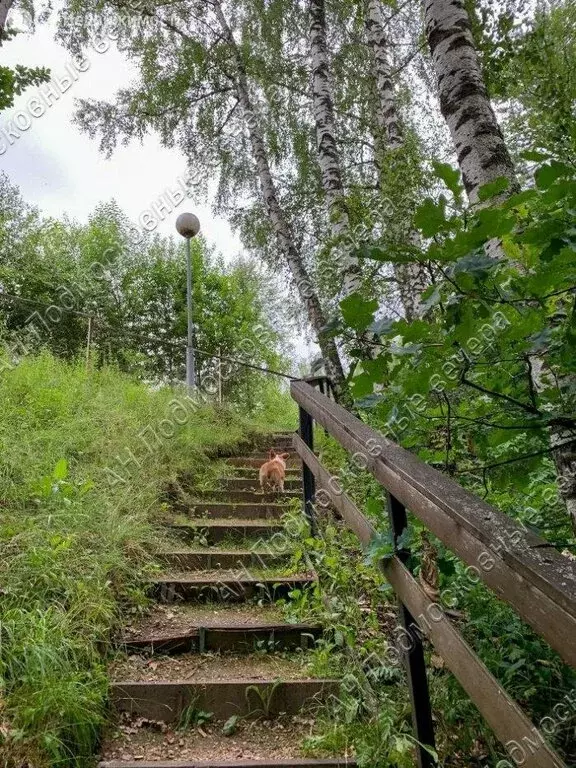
top-left (0, 354), bottom-right (296, 767)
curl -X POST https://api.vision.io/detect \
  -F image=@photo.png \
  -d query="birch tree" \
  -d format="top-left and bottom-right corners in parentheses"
top-left (424, 0), bottom-right (576, 531)
top-left (212, 0), bottom-right (349, 401)
top-left (0, 0), bottom-right (14, 41)
top-left (423, 0), bottom-right (516, 203)
top-left (364, 0), bottom-right (428, 321)
top-left (308, 0), bottom-right (361, 299)
top-left (57, 0), bottom-right (350, 402)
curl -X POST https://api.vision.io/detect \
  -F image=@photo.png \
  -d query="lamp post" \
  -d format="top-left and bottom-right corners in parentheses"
top-left (175, 212), bottom-right (201, 390)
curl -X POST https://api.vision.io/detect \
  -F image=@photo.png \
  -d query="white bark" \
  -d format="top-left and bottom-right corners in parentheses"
top-left (423, 0), bottom-right (516, 204)
top-left (365, 0), bottom-right (403, 151)
top-left (365, 0), bottom-right (428, 321)
top-left (309, 0), bottom-right (361, 298)
top-left (0, 0), bottom-right (15, 42)
top-left (424, 0), bottom-right (576, 532)
top-left (213, 1), bottom-right (349, 403)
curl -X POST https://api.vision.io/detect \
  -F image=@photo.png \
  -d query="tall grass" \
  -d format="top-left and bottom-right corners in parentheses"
top-left (0, 353), bottom-right (294, 766)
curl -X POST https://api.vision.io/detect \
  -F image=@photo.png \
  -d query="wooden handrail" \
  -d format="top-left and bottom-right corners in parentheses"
top-left (293, 435), bottom-right (566, 768)
top-left (291, 379), bottom-right (575, 768)
top-left (291, 380), bottom-right (576, 668)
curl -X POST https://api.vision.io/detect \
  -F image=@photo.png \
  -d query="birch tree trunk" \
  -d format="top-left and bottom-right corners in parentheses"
top-left (309, 0), bottom-right (361, 298)
top-left (0, 0), bottom-right (15, 42)
top-left (424, 0), bottom-right (576, 532)
top-left (423, 0), bottom-right (516, 203)
top-left (213, 1), bottom-right (350, 404)
top-left (364, 0), bottom-right (403, 152)
top-left (364, 0), bottom-right (428, 321)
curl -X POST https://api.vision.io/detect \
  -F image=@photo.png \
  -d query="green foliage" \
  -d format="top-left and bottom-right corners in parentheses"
top-left (0, 353), bottom-right (282, 766)
top-left (329, 153), bottom-right (576, 762)
top-left (0, 178), bottom-right (293, 412)
top-left (347, 158), bottom-right (575, 543)
top-left (0, 63), bottom-right (50, 110)
top-left (177, 704), bottom-right (213, 730)
top-left (7, 0), bottom-right (576, 763)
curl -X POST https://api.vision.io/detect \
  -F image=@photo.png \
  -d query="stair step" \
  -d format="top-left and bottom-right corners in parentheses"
top-left (152, 571), bottom-right (316, 603)
top-left (219, 478), bottom-right (302, 492)
top-left (227, 467), bottom-right (301, 479)
top-left (226, 457), bottom-right (302, 469)
top-left (157, 550), bottom-right (290, 571)
top-left (168, 519), bottom-right (286, 545)
top-left (110, 679), bottom-right (338, 722)
top-left (248, 434), bottom-right (295, 449)
top-left (100, 760), bottom-right (355, 767)
top-left (187, 502), bottom-right (287, 520)
top-left (195, 490), bottom-right (300, 503)
top-left (99, 711), bottom-right (354, 766)
top-left (117, 604), bottom-right (321, 654)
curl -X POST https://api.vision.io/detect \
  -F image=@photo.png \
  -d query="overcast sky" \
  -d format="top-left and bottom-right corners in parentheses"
top-left (1, 9), bottom-right (318, 365)
top-left (1, 11), bottom-right (242, 256)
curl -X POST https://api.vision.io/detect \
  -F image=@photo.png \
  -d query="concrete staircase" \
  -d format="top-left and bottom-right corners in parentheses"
top-left (99, 434), bottom-right (356, 767)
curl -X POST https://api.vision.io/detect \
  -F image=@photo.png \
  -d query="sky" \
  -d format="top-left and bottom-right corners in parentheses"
top-left (1, 8), bottom-right (317, 365)
top-left (0, 10), bottom-right (242, 255)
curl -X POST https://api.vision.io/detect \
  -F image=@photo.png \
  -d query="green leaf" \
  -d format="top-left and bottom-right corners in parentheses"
top-left (452, 252), bottom-right (499, 278)
top-left (389, 343), bottom-right (422, 356)
top-left (539, 238), bottom-right (565, 262)
top-left (364, 531), bottom-right (395, 564)
top-left (535, 161), bottom-right (573, 190)
top-left (340, 293), bottom-right (378, 332)
top-left (351, 372), bottom-right (375, 399)
top-left (366, 496), bottom-right (384, 518)
top-left (223, 716), bottom-right (240, 736)
top-left (320, 315), bottom-right (343, 336)
top-left (502, 189), bottom-right (539, 210)
top-left (477, 176), bottom-right (511, 202)
top-left (420, 285), bottom-right (442, 312)
top-left (520, 150), bottom-right (551, 162)
top-left (414, 196), bottom-right (449, 238)
top-left (369, 316), bottom-right (394, 335)
top-left (396, 527), bottom-right (413, 550)
top-left (355, 393), bottom-right (384, 409)
top-left (358, 244), bottom-right (387, 262)
top-left (362, 354), bottom-right (389, 379)
top-left (53, 458), bottom-right (68, 481)
top-left (432, 161), bottom-right (463, 204)
top-left (560, 301), bottom-right (576, 372)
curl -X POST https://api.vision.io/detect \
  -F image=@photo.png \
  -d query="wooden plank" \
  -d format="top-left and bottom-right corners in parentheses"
top-left (384, 558), bottom-right (566, 768)
top-left (157, 550), bottom-right (289, 570)
top-left (291, 381), bottom-right (576, 668)
top-left (187, 502), bottom-right (286, 519)
top-left (295, 447), bottom-right (566, 768)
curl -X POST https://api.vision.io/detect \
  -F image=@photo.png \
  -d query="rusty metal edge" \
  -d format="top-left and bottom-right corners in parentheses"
top-left (116, 623), bottom-right (321, 652)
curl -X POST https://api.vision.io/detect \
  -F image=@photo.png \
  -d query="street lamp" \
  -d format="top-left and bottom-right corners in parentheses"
top-left (175, 212), bottom-right (201, 390)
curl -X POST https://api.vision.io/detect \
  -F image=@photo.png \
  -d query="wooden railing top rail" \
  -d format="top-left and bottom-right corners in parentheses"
top-left (291, 380), bottom-right (576, 669)
top-left (292, 434), bottom-right (567, 768)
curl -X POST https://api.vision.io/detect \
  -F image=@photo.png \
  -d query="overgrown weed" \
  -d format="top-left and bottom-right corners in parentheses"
top-left (0, 352), bottom-right (294, 766)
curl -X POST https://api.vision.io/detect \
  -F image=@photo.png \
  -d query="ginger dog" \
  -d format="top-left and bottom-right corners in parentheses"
top-left (259, 449), bottom-right (290, 493)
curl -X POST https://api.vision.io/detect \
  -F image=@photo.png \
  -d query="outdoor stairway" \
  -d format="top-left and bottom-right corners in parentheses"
top-left (99, 434), bottom-right (356, 768)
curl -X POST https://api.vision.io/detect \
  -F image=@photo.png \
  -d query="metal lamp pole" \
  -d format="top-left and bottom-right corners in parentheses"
top-left (175, 212), bottom-right (201, 390)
